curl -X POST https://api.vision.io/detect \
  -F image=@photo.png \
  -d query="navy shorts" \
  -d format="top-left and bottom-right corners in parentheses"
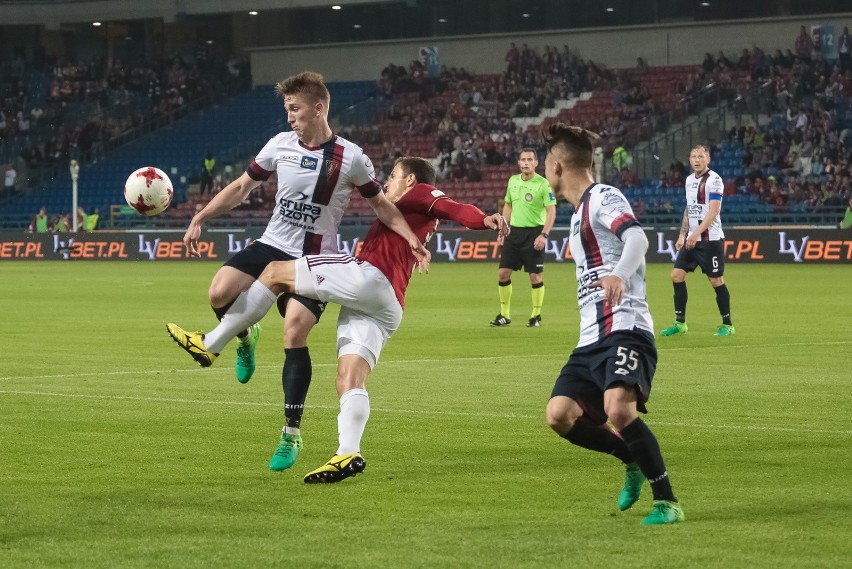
top-left (550, 329), bottom-right (657, 425)
top-left (499, 226), bottom-right (545, 273)
top-left (674, 239), bottom-right (724, 277)
top-left (224, 241), bottom-right (327, 322)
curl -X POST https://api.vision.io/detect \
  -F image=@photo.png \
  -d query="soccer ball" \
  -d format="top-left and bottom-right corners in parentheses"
top-left (124, 166), bottom-right (173, 215)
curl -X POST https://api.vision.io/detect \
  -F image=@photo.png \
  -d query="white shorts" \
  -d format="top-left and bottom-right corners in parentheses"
top-left (294, 255), bottom-right (403, 368)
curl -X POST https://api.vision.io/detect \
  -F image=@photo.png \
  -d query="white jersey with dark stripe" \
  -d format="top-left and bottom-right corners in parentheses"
top-left (247, 132), bottom-right (381, 257)
top-left (685, 169), bottom-right (725, 241)
top-left (569, 183), bottom-right (654, 347)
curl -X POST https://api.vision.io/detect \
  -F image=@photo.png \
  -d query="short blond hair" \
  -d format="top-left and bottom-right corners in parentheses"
top-left (274, 71), bottom-right (331, 106)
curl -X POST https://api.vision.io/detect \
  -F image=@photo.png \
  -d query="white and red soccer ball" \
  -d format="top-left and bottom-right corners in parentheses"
top-left (124, 166), bottom-right (173, 215)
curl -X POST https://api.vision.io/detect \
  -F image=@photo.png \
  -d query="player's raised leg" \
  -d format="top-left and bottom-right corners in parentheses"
top-left (235, 322), bottom-right (262, 383)
top-left (208, 265), bottom-right (262, 381)
top-left (166, 323), bottom-right (218, 367)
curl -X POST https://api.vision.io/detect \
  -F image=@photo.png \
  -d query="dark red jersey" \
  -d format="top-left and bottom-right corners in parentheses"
top-left (357, 183), bottom-right (489, 308)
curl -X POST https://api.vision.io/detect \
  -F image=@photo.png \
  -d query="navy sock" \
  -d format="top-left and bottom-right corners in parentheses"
top-left (282, 347), bottom-right (312, 429)
top-left (673, 282), bottom-right (687, 323)
top-left (714, 284), bottom-right (732, 325)
top-left (619, 418), bottom-right (676, 502)
top-left (563, 417), bottom-right (634, 464)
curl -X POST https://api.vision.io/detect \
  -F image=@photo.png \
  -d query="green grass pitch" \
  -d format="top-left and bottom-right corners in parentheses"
top-left (1, 260), bottom-right (850, 568)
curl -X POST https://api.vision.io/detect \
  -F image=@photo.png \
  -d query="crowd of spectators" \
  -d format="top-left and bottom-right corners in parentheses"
top-left (715, 32), bottom-right (851, 213)
top-left (0, 48), bottom-right (250, 191)
top-left (369, 43), bottom-right (627, 184)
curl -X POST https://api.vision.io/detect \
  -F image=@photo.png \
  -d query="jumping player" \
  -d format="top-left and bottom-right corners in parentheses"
top-left (167, 157), bottom-right (507, 483)
top-left (179, 71), bottom-right (425, 473)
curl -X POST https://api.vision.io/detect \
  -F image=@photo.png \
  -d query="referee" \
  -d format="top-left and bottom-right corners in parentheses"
top-left (490, 147), bottom-right (556, 327)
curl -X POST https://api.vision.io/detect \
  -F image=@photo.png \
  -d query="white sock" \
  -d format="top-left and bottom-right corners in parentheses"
top-left (204, 281), bottom-right (276, 353)
top-left (336, 388), bottom-right (370, 455)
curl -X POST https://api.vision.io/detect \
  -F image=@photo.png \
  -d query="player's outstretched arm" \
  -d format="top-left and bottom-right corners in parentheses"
top-left (184, 172), bottom-right (260, 256)
top-left (431, 198), bottom-right (496, 230)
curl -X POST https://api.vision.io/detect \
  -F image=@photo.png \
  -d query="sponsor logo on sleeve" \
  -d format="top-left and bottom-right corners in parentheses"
top-left (600, 191), bottom-right (625, 207)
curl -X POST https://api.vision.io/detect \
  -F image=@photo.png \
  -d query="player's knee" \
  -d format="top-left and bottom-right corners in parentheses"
top-left (604, 404), bottom-right (636, 431)
top-left (258, 262), bottom-right (292, 295)
top-left (670, 269), bottom-right (685, 283)
top-left (709, 276), bottom-right (724, 287)
top-left (208, 282), bottom-right (232, 307)
top-left (546, 398), bottom-right (577, 434)
top-left (283, 315), bottom-right (313, 348)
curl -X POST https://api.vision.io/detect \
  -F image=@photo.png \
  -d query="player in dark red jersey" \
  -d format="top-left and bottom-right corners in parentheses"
top-left (167, 157), bottom-right (507, 483)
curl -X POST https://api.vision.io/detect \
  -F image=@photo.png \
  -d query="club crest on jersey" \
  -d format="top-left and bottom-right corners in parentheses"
top-left (573, 219), bottom-right (581, 235)
top-left (326, 159), bottom-right (340, 178)
top-left (301, 156), bottom-right (318, 170)
top-left (525, 193), bottom-right (533, 202)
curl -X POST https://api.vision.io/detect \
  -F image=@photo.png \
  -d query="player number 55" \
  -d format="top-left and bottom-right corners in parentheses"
top-left (614, 346), bottom-right (639, 376)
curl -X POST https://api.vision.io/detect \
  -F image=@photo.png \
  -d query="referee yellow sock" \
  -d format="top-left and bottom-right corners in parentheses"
top-left (498, 280), bottom-right (512, 319)
top-left (531, 282), bottom-right (544, 318)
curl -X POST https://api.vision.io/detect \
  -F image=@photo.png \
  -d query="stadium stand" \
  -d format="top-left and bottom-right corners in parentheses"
top-left (2, 39), bottom-right (848, 231)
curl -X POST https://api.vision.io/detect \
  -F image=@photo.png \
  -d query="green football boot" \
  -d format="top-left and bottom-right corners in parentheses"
top-left (269, 431), bottom-right (303, 471)
top-left (641, 500), bottom-right (685, 525)
top-left (660, 321), bottom-right (688, 336)
top-left (235, 323), bottom-right (261, 384)
top-left (618, 463), bottom-right (646, 511)
top-left (714, 324), bottom-right (736, 336)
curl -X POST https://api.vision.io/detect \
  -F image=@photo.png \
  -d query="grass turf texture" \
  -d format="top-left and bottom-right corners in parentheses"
top-left (1, 261), bottom-right (850, 568)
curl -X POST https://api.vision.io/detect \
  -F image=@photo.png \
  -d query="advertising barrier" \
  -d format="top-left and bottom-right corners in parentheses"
top-left (1, 229), bottom-right (851, 263)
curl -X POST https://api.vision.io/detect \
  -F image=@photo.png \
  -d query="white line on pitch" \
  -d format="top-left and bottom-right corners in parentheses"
top-left (1, 340), bottom-right (849, 382)
top-left (1, 389), bottom-right (849, 436)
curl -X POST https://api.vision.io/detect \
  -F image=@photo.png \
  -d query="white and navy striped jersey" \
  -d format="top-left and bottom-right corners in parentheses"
top-left (569, 183), bottom-right (654, 347)
top-left (684, 169), bottom-right (725, 241)
top-left (247, 132), bottom-right (381, 256)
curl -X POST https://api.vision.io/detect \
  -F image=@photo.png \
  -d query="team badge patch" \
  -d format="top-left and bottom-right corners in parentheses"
top-left (525, 193), bottom-right (533, 202)
top-left (327, 160), bottom-right (340, 178)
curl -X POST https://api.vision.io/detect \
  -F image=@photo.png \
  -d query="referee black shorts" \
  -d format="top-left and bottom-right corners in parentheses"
top-left (674, 239), bottom-right (725, 277)
top-left (499, 225), bottom-right (545, 273)
top-left (550, 329), bottom-right (657, 425)
top-left (224, 241), bottom-right (327, 322)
